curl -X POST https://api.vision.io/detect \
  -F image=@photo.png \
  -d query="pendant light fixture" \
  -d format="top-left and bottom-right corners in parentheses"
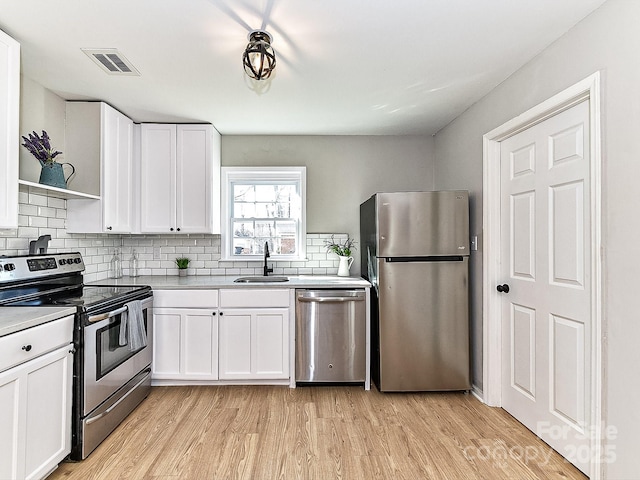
top-left (242, 30), bottom-right (276, 80)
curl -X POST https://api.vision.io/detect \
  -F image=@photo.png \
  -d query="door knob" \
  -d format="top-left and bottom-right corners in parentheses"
top-left (496, 284), bottom-right (510, 293)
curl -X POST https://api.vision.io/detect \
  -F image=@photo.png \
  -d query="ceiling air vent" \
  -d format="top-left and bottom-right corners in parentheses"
top-left (81, 48), bottom-right (140, 76)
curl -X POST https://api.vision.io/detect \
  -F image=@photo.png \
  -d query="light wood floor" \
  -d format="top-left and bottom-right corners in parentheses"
top-left (49, 385), bottom-right (586, 480)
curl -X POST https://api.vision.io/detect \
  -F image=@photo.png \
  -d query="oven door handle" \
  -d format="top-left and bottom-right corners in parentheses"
top-left (85, 368), bottom-right (151, 425)
top-left (87, 304), bottom-right (128, 324)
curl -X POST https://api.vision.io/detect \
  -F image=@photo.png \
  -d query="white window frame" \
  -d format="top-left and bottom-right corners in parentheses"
top-left (221, 166), bottom-right (306, 261)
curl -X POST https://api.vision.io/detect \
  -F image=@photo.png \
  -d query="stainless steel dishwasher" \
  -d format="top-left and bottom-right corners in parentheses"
top-left (295, 289), bottom-right (366, 383)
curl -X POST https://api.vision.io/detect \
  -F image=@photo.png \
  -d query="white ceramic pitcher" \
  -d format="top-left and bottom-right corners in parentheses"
top-left (337, 255), bottom-right (353, 277)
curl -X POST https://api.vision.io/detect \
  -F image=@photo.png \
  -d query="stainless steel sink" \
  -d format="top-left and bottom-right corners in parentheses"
top-left (234, 276), bottom-right (289, 283)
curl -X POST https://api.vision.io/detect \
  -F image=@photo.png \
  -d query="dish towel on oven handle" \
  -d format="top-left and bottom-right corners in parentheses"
top-left (118, 300), bottom-right (147, 351)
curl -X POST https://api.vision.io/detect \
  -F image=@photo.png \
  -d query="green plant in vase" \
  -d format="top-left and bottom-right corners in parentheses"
top-left (325, 234), bottom-right (357, 277)
top-left (324, 234), bottom-right (356, 257)
top-left (175, 257), bottom-right (190, 276)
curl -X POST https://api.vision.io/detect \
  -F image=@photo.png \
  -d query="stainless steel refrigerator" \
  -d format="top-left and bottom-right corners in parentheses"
top-left (360, 191), bottom-right (470, 392)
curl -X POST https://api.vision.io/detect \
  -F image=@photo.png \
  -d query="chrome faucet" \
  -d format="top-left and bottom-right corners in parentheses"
top-left (263, 242), bottom-right (273, 276)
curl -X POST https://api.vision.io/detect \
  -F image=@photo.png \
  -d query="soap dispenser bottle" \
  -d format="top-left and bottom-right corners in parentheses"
top-left (109, 248), bottom-right (122, 279)
top-left (129, 249), bottom-right (139, 277)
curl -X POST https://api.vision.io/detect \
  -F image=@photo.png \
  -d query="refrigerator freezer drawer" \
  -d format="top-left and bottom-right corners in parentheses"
top-left (376, 257), bottom-right (470, 392)
top-left (295, 290), bottom-right (366, 383)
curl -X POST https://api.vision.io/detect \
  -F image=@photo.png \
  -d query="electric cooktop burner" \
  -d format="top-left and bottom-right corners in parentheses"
top-left (53, 285), bottom-right (152, 311)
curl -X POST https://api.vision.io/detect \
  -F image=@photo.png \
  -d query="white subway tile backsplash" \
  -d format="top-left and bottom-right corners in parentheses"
top-left (28, 193), bottom-right (48, 207)
top-left (17, 226), bottom-right (38, 239)
top-left (19, 203), bottom-right (38, 216)
top-left (38, 206), bottom-right (56, 218)
top-left (1, 191), bottom-right (349, 278)
top-left (47, 197), bottom-right (65, 209)
top-left (48, 217), bottom-right (65, 229)
top-left (7, 237), bottom-right (27, 250)
top-left (29, 216), bottom-right (48, 228)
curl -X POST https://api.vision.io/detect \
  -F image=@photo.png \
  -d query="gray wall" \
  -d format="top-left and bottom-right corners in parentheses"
top-left (18, 76), bottom-right (67, 183)
top-left (434, 0), bottom-right (639, 476)
top-left (222, 135), bottom-right (435, 274)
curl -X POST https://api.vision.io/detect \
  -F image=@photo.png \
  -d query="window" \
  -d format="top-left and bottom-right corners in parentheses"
top-left (221, 167), bottom-right (306, 261)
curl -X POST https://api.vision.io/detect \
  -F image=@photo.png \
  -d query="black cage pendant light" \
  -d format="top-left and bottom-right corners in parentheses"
top-left (242, 30), bottom-right (276, 80)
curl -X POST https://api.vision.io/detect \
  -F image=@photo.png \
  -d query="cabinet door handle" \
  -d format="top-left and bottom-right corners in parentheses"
top-left (107, 226), bottom-right (113, 231)
top-left (212, 312), bottom-right (217, 316)
top-left (177, 227), bottom-right (181, 232)
top-left (170, 228), bottom-right (174, 232)
top-left (219, 312), bottom-right (224, 316)
top-left (22, 344), bottom-right (32, 352)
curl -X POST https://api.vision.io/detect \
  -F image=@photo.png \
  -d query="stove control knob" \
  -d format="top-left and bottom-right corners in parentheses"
top-left (4, 263), bottom-right (15, 271)
top-left (74, 258), bottom-right (82, 264)
top-left (59, 259), bottom-right (66, 265)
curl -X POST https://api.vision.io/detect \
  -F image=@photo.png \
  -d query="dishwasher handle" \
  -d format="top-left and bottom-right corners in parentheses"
top-left (297, 291), bottom-right (365, 303)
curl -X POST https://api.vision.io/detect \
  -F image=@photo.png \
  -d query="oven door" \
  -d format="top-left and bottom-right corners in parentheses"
top-left (83, 296), bottom-right (153, 415)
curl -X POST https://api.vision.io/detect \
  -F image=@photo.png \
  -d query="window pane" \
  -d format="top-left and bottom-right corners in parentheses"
top-left (233, 202), bottom-right (256, 218)
top-left (252, 202), bottom-right (272, 218)
top-left (255, 220), bottom-right (275, 238)
top-left (254, 184), bottom-right (277, 202)
top-left (277, 221), bottom-right (297, 254)
top-left (234, 184), bottom-right (255, 202)
top-left (233, 238), bottom-right (253, 255)
top-left (233, 221), bottom-right (254, 238)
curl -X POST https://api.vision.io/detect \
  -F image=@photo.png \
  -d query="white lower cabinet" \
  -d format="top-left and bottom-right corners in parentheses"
top-left (218, 289), bottom-right (290, 381)
top-left (0, 316), bottom-right (74, 480)
top-left (218, 308), bottom-right (289, 380)
top-left (152, 308), bottom-right (218, 380)
top-left (152, 290), bottom-right (219, 381)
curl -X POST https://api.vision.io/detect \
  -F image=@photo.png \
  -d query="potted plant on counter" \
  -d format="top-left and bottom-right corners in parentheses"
top-left (325, 234), bottom-right (357, 277)
top-left (175, 257), bottom-right (190, 277)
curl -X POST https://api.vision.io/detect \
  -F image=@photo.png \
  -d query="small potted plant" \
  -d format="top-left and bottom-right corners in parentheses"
top-left (175, 257), bottom-right (190, 277)
top-left (325, 234), bottom-right (357, 277)
top-left (21, 130), bottom-right (75, 189)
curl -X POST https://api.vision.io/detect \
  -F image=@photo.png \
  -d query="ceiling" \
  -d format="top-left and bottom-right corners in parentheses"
top-left (0, 0), bottom-right (606, 136)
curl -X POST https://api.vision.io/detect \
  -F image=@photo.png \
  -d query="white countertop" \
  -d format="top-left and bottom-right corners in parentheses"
top-left (0, 306), bottom-right (77, 337)
top-left (0, 276), bottom-right (369, 337)
top-left (87, 275), bottom-right (371, 289)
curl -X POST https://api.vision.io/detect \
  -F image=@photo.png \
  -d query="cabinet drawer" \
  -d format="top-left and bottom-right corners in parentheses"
top-left (0, 315), bottom-right (74, 373)
top-left (153, 289), bottom-right (218, 308)
top-left (219, 289), bottom-right (290, 308)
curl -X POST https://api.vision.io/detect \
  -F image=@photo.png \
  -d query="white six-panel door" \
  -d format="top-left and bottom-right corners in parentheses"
top-left (499, 100), bottom-right (591, 473)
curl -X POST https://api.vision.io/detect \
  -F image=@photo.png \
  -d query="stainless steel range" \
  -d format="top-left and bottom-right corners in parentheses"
top-left (0, 252), bottom-right (153, 460)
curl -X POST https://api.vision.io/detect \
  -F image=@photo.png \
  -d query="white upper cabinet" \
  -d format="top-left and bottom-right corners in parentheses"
top-left (0, 29), bottom-right (19, 229)
top-left (140, 123), bottom-right (220, 234)
top-left (101, 105), bottom-right (133, 232)
top-left (66, 102), bottom-right (134, 233)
